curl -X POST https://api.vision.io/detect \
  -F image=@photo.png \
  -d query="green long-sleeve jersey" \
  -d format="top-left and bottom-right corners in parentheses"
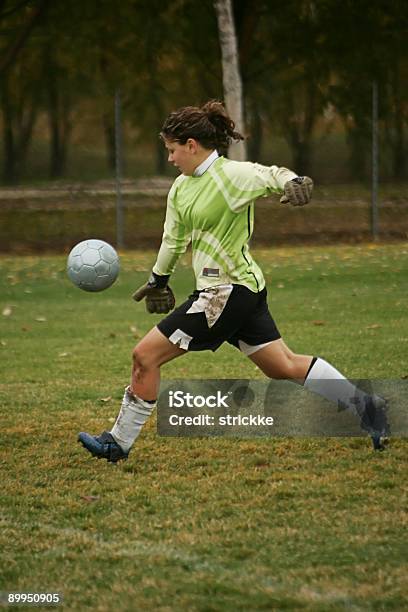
top-left (152, 155), bottom-right (297, 292)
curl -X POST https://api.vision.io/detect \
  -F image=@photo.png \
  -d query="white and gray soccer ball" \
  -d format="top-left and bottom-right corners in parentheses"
top-left (67, 239), bottom-right (119, 292)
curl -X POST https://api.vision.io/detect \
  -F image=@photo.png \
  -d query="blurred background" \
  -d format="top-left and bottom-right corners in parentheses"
top-left (0, 0), bottom-right (407, 249)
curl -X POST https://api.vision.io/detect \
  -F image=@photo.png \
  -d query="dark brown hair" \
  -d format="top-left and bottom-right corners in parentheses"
top-left (160, 100), bottom-right (244, 151)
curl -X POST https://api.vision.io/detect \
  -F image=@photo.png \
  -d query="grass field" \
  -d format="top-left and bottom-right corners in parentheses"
top-left (1, 244), bottom-right (407, 611)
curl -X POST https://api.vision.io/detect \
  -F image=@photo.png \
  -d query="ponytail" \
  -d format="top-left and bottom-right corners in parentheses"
top-left (160, 100), bottom-right (244, 151)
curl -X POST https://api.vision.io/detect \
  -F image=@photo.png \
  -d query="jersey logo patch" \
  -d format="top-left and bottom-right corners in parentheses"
top-left (203, 267), bottom-right (219, 277)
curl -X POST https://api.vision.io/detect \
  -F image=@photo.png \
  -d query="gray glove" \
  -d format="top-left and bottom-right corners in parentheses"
top-left (132, 272), bottom-right (175, 314)
top-left (280, 176), bottom-right (313, 206)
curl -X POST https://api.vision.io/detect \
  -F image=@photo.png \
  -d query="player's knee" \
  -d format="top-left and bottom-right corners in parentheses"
top-left (283, 360), bottom-right (301, 380)
top-left (132, 345), bottom-right (156, 371)
top-left (281, 354), bottom-right (306, 380)
top-left (264, 355), bottom-right (300, 380)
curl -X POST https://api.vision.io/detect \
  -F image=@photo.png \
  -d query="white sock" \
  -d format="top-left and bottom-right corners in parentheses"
top-left (304, 357), bottom-right (368, 418)
top-left (110, 386), bottom-right (156, 452)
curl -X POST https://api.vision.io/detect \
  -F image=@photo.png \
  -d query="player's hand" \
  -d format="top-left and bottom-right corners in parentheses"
top-left (132, 273), bottom-right (175, 314)
top-left (280, 176), bottom-right (313, 206)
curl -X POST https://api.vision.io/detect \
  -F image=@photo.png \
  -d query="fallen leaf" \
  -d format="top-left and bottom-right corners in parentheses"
top-left (99, 396), bottom-right (112, 403)
top-left (2, 306), bottom-right (12, 317)
top-left (58, 352), bottom-right (70, 357)
top-left (366, 324), bottom-right (381, 329)
top-left (81, 495), bottom-right (100, 503)
top-left (35, 316), bottom-right (47, 322)
top-left (21, 326), bottom-right (31, 332)
top-left (0, 340), bottom-right (6, 347)
top-left (130, 325), bottom-right (141, 338)
top-left (312, 320), bottom-right (326, 326)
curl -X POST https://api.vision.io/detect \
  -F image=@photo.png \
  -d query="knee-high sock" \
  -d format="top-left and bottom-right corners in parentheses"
top-left (304, 357), bottom-right (370, 418)
top-left (303, 358), bottom-right (389, 445)
top-left (110, 386), bottom-right (156, 452)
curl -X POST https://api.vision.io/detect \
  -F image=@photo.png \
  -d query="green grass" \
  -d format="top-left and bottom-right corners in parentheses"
top-left (0, 244), bottom-right (407, 611)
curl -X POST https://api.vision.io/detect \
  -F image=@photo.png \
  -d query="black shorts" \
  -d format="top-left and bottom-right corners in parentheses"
top-left (157, 284), bottom-right (281, 353)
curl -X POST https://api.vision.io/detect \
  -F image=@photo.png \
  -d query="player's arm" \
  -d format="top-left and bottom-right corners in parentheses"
top-left (133, 185), bottom-right (191, 314)
top-left (220, 160), bottom-right (313, 211)
top-left (253, 163), bottom-right (314, 207)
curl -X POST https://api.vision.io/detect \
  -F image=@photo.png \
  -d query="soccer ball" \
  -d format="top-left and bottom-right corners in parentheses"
top-left (67, 239), bottom-right (120, 292)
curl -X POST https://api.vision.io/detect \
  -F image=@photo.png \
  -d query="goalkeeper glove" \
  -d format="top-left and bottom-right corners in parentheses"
top-left (132, 272), bottom-right (175, 314)
top-left (280, 176), bottom-right (313, 206)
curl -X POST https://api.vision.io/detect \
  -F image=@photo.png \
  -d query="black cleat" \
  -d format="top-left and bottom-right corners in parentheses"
top-left (360, 396), bottom-right (390, 451)
top-left (78, 431), bottom-right (129, 463)
top-left (371, 434), bottom-right (389, 451)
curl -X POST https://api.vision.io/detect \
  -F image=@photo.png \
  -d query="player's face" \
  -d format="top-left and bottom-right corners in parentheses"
top-left (164, 139), bottom-right (198, 176)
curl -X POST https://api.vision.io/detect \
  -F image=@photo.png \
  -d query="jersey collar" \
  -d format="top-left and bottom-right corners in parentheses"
top-left (193, 150), bottom-right (219, 177)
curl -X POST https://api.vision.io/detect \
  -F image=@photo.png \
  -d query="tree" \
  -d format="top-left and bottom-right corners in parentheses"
top-left (0, 58), bottom-right (42, 182)
top-left (384, 59), bottom-right (408, 179)
top-left (0, 0), bottom-right (49, 182)
top-left (252, 1), bottom-right (328, 174)
top-left (0, 0), bottom-right (48, 75)
top-left (39, 1), bottom-right (103, 178)
top-left (214, 0), bottom-right (246, 160)
top-left (320, 0), bottom-right (408, 180)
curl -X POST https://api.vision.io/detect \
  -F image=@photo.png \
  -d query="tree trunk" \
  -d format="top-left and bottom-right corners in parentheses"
top-left (293, 141), bottom-right (312, 175)
top-left (390, 63), bottom-right (406, 179)
top-left (346, 124), bottom-right (369, 181)
top-left (151, 94), bottom-right (166, 175)
top-left (155, 137), bottom-right (166, 175)
top-left (247, 99), bottom-right (263, 161)
top-left (145, 37), bottom-right (167, 174)
top-left (214, 0), bottom-right (246, 160)
top-left (0, 73), bottom-right (39, 183)
top-left (1, 77), bottom-right (16, 182)
top-left (99, 51), bottom-right (116, 173)
top-left (0, 0), bottom-right (49, 75)
top-left (283, 84), bottom-right (317, 176)
top-left (46, 54), bottom-right (71, 179)
top-left (17, 94), bottom-right (39, 178)
top-left (2, 121), bottom-right (16, 183)
top-left (103, 112), bottom-right (116, 172)
top-left (392, 120), bottom-right (405, 179)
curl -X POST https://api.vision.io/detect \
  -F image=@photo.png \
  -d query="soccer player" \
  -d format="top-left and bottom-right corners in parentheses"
top-left (78, 101), bottom-right (388, 463)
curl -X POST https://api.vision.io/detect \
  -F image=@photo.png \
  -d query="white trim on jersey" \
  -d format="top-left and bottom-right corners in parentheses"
top-left (193, 150), bottom-right (219, 176)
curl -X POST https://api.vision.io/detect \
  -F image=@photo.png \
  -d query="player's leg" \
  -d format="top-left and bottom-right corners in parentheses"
top-left (109, 327), bottom-right (185, 452)
top-left (78, 327), bottom-right (186, 462)
top-left (248, 340), bottom-right (389, 449)
top-left (232, 289), bottom-right (389, 450)
top-left (130, 326), bottom-right (186, 400)
top-left (245, 337), bottom-right (313, 381)
top-left (107, 284), bottom-right (270, 457)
